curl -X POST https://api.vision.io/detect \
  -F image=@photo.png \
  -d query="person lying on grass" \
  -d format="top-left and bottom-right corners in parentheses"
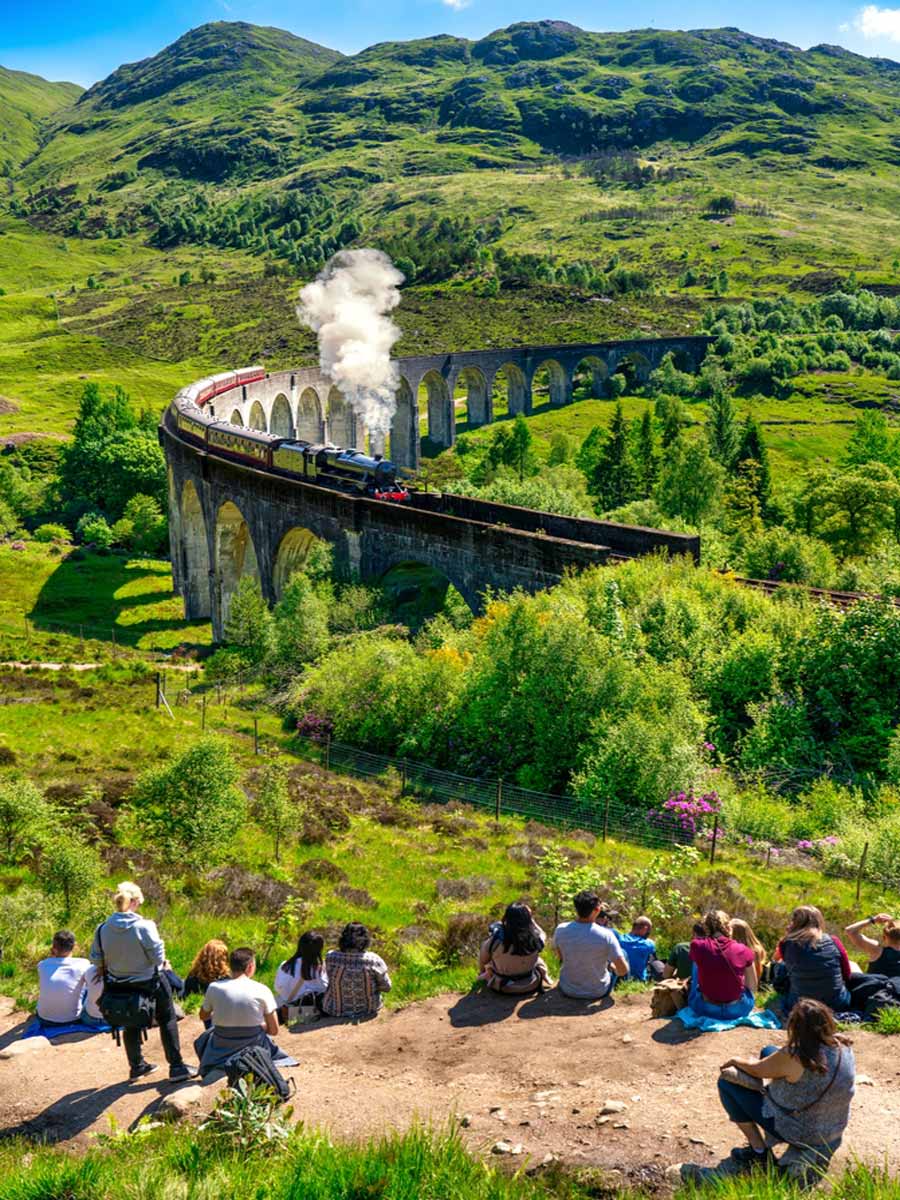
top-left (843, 913), bottom-right (900, 978)
top-left (718, 998), bottom-right (855, 1174)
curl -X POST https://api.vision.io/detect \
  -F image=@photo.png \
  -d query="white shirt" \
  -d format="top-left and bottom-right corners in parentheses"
top-left (37, 955), bottom-right (90, 1022)
top-left (202, 975), bottom-right (277, 1028)
top-left (84, 967), bottom-right (105, 1020)
top-left (274, 961), bottom-right (327, 1007)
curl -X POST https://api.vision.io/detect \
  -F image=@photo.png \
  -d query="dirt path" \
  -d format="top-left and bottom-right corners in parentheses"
top-left (2, 991), bottom-right (897, 1177)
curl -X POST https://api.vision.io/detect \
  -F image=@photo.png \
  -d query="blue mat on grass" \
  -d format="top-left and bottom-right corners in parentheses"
top-left (22, 1017), bottom-right (110, 1040)
top-left (674, 1007), bottom-right (781, 1034)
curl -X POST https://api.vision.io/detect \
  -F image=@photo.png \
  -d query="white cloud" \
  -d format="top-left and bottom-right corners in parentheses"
top-left (853, 4), bottom-right (900, 41)
top-left (441, 0), bottom-right (472, 10)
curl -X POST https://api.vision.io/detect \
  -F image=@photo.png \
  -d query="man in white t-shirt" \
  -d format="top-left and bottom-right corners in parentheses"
top-left (552, 890), bottom-right (629, 1001)
top-left (37, 930), bottom-right (106, 1028)
top-left (200, 947), bottom-right (278, 1033)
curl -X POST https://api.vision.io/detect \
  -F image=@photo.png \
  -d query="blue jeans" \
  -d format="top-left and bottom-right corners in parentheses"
top-left (785, 987), bottom-right (852, 1015)
top-left (689, 967), bottom-right (755, 1021)
top-left (718, 1045), bottom-right (780, 1133)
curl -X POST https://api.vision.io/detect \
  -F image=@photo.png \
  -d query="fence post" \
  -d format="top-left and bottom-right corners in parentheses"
top-left (765, 846), bottom-right (772, 869)
top-left (856, 841), bottom-right (869, 904)
top-left (254, 716), bottom-right (260, 755)
top-left (201, 691), bottom-right (207, 731)
top-left (709, 816), bottom-right (720, 866)
top-left (155, 671), bottom-right (162, 709)
top-left (324, 734), bottom-right (331, 771)
top-left (603, 797), bottom-right (611, 843)
top-left (495, 777), bottom-right (503, 823)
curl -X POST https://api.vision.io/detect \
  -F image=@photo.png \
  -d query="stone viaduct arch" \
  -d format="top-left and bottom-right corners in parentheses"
top-left (215, 500), bottom-right (260, 629)
top-left (297, 388), bottom-right (323, 442)
top-left (270, 393), bottom-right (294, 439)
top-left (179, 479), bottom-right (211, 620)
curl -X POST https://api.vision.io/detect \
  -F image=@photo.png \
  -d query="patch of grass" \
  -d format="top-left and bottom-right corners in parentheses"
top-left (874, 1007), bottom-right (900, 1036)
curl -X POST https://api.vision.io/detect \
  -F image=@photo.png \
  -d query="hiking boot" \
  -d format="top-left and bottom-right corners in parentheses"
top-left (169, 1063), bottom-right (199, 1081)
top-left (129, 1061), bottom-right (158, 1081)
top-left (731, 1146), bottom-right (777, 1171)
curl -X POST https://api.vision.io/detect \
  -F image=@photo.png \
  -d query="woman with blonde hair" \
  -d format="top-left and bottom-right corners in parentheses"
top-left (776, 906), bottom-right (852, 1014)
top-left (730, 918), bottom-right (767, 981)
top-left (687, 909), bottom-right (758, 1020)
top-left (184, 940), bottom-right (230, 998)
top-left (90, 881), bottom-right (197, 1082)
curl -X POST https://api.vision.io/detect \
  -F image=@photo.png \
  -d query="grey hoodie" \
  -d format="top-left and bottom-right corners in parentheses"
top-left (90, 911), bottom-right (165, 983)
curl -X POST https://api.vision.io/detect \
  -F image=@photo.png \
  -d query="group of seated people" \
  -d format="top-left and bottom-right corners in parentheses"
top-left (34, 882), bottom-right (392, 1081)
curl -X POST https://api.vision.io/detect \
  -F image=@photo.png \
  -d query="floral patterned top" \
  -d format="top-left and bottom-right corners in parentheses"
top-left (322, 950), bottom-right (392, 1018)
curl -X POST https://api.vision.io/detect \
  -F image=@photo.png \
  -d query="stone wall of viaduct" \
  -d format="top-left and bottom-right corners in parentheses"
top-left (213, 336), bottom-right (711, 470)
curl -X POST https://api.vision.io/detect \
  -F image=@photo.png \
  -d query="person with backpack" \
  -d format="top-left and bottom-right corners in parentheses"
top-left (477, 902), bottom-right (553, 995)
top-left (775, 906), bottom-right (852, 1014)
top-left (90, 881), bottom-right (196, 1082)
top-left (275, 931), bottom-right (328, 1023)
top-left (843, 912), bottom-right (900, 978)
top-left (717, 998), bottom-right (856, 1175)
top-left (687, 910), bottom-right (758, 1020)
top-left (196, 946), bottom-right (296, 1076)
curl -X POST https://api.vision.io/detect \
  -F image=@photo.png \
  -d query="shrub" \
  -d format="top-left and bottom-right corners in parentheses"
top-left (0, 775), bottom-right (50, 863)
top-left (75, 511), bottom-right (113, 548)
top-left (37, 835), bottom-right (104, 918)
top-left (725, 788), bottom-right (796, 846)
top-left (224, 577), bottom-right (274, 665)
top-left (33, 523), bottom-right (71, 544)
top-left (129, 737), bottom-right (246, 869)
top-left (740, 527), bottom-right (836, 587)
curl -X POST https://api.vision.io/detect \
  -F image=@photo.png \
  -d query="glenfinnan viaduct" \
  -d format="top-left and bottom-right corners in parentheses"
top-left (161, 338), bottom-right (706, 639)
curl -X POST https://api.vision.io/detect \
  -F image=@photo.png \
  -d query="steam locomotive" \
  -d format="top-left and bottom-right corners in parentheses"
top-left (171, 380), bottom-right (410, 503)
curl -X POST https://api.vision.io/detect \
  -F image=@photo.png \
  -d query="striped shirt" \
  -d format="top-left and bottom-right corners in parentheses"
top-left (322, 950), bottom-right (391, 1018)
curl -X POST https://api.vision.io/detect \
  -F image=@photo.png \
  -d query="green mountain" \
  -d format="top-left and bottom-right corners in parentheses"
top-left (0, 66), bottom-right (81, 172)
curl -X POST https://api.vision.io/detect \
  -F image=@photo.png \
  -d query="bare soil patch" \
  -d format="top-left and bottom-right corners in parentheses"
top-left (1, 991), bottom-right (897, 1176)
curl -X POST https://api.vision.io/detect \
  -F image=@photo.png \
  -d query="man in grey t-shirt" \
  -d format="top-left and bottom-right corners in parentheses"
top-left (552, 890), bottom-right (630, 1000)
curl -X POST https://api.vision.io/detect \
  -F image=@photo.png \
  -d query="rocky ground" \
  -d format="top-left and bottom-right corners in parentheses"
top-left (1, 990), bottom-right (897, 1182)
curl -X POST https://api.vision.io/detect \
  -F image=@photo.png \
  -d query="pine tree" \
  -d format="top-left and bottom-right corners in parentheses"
top-left (635, 409), bottom-right (658, 498)
top-left (656, 395), bottom-right (685, 448)
top-left (735, 415), bottom-right (772, 516)
top-left (706, 387), bottom-right (740, 470)
top-left (593, 403), bottom-right (636, 510)
top-left (576, 426), bottom-right (605, 490)
top-left (504, 414), bottom-right (535, 482)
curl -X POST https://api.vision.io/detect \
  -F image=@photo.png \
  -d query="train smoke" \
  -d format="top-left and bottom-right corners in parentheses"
top-left (298, 249), bottom-right (405, 447)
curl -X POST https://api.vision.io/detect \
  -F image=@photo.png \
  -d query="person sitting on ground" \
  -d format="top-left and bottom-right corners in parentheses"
top-left (843, 913), bottom-right (900, 978)
top-left (275, 931), bottom-right (329, 1022)
top-left (477, 902), bottom-right (553, 995)
top-left (618, 916), bottom-right (664, 982)
top-left (774, 906), bottom-right (852, 1015)
top-left (36, 930), bottom-right (105, 1030)
top-left (552, 889), bottom-right (629, 1001)
top-left (718, 998), bottom-right (856, 1176)
top-left (90, 881), bottom-right (196, 1082)
top-left (184, 939), bottom-right (230, 997)
top-left (688, 910), bottom-right (758, 1020)
top-left (730, 918), bottom-right (768, 982)
top-left (322, 923), bottom-right (392, 1019)
top-left (197, 946), bottom-right (294, 1076)
top-left (663, 923), bottom-right (706, 981)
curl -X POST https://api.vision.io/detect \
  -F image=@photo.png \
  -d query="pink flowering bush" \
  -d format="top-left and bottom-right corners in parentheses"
top-left (647, 789), bottom-right (721, 843)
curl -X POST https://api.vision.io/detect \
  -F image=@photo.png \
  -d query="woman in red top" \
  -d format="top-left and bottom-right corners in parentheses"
top-left (688, 910), bottom-right (759, 1020)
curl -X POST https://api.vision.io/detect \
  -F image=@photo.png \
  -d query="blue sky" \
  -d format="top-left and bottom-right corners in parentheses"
top-left (1, 0), bottom-right (899, 87)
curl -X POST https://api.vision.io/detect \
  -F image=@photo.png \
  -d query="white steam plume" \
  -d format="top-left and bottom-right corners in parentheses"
top-left (297, 249), bottom-right (405, 450)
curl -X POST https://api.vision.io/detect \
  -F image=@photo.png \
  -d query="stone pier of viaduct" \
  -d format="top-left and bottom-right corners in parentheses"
top-left (213, 336), bottom-right (711, 470)
top-left (163, 336), bottom-right (706, 638)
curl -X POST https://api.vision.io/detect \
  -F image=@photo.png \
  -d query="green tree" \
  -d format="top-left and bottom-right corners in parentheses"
top-left (130, 737), bottom-right (246, 869)
top-left (811, 465), bottom-right (900, 558)
top-left (504, 414), bottom-right (536, 482)
top-left (0, 776), bottom-right (49, 863)
top-left (270, 573), bottom-right (330, 678)
top-left (547, 432), bottom-right (573, 466)
top-left (735, 416), bottom-right (772, 516)
top-left (112, 493), bottom-right (168, 553)
top-left (38, 835), bottom-right (103, 918)
top-left (706, 388), bottom-right (740, 470)
top-left (655, 395), bottom-right (686, 448)
top-left (656, 437), bottom-right (724, 526)
top-left (593, 404), bottom-right (636, 510)
top-left (635, 409), bottom-right (657, 497)
top-left (254, 758), bottom-right (294, 863)
top-left (75, 511), bottom-right (113, 547)
top-left (575, 426), bottom-right (605, 482)
top-left (224, 577), bottom-right (274, 665)
top-left (843, 411), bottom-right (900, 472)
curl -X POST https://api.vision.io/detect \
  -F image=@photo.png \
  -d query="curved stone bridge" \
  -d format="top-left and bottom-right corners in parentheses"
top-left (212, 335), bottom-right (710, 469)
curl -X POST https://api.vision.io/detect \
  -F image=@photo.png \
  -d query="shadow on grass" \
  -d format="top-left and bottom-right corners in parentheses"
top-left (28, 550), bottom-right (209, 654)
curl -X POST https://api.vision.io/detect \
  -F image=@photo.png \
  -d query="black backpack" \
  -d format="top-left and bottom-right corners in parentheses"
top-left (862, 977), bottom-right (900, 1023)
top-left (95, 924), bottom-right (156, 1039)
top-left (225, 1045), bottom-right (294, 1103)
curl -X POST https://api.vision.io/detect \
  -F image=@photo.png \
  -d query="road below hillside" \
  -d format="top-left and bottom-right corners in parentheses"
top-left (1, 991), bottom-right (897, 1179)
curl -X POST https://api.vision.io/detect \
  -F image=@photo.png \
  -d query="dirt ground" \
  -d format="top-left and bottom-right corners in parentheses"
top-left (1, 990), bottom-right (897, 1181)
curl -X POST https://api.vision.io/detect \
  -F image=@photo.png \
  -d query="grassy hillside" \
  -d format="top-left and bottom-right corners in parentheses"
top-left (0, 67), bottom-right (80, 173)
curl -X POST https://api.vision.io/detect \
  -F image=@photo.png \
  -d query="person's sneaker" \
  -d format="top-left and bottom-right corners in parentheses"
top-left (731, 1147), bottom-right (776, 1170)
top-left (129, 1061), bottom-right (159, 1081)
top-left (169, 1063), bottom-right (199, 1081)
